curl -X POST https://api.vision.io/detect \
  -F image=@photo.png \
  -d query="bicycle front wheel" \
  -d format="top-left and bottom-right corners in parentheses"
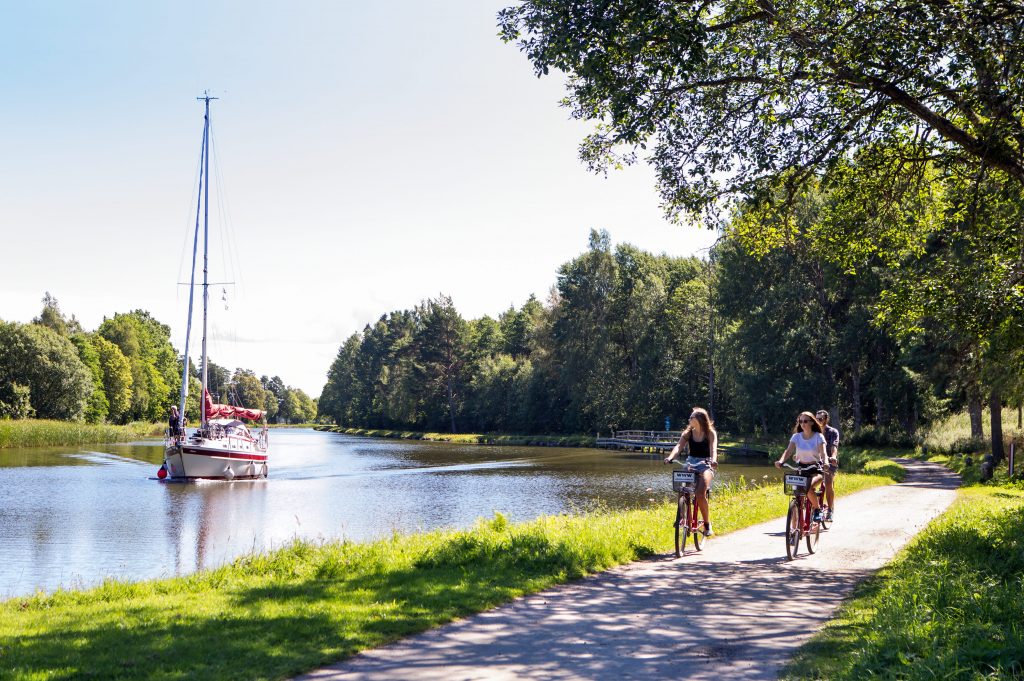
top-left (682, 497), bottom-right (695, 553)
top-left (674, 493), bottom-right (686, 557)
top-left (785, 501), bottom-right (801, 560)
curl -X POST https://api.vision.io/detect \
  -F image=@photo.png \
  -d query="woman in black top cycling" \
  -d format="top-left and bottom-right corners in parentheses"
top-left (664, 407), bottom-right (718, 536)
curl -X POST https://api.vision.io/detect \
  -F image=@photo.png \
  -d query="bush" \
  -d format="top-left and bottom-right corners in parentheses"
top-left (846, 425), bottom-right (921, 449)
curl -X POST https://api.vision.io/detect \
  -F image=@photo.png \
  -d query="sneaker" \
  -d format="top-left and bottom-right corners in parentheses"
top-left (812, 509), bottom-right (822, 523)
top-left (825, 509), bottom-right (834, 522)
top-left (703, 522), bottom-right (714, 537)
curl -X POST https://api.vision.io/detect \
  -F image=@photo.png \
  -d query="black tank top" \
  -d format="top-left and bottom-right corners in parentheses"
top-left (688, 433), bottom-right (710, 458)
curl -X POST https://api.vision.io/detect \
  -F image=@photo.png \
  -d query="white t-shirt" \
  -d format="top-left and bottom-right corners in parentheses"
top-left (790, 432), bottom-right (826, 465)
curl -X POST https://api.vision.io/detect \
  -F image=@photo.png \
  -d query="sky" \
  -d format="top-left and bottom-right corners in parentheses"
top-left (0, 1), bottom-right (718, 397)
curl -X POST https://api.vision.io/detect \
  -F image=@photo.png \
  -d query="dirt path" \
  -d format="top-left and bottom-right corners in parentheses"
top-left (295, 459), bottom-right (959, 680)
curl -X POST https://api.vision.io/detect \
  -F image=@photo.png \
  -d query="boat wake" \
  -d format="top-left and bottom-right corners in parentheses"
top-left (68, 451), bottom-right (154, 466)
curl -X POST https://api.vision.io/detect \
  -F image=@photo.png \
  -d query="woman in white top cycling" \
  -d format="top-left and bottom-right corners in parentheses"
top-left (774, 411), bottom-right (827, 521)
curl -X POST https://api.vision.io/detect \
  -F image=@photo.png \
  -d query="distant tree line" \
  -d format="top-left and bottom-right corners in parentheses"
top-left (319, 221), bottom-right (1022, 439)
top-left (0, 294), bottom-right (316, 425)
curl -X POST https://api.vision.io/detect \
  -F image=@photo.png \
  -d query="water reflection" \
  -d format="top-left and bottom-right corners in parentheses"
top-left (0, 429), bottom-right (777, 598)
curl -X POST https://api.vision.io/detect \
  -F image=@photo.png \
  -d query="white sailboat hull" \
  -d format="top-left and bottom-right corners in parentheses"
top-left (164, 426), bottom-right (269, 481)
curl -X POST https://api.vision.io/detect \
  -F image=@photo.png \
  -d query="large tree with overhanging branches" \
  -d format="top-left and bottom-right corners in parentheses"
top-left (500, 0), bottom-right (1024, 455)
top-left (499, 0), bottom-right (1024, 220)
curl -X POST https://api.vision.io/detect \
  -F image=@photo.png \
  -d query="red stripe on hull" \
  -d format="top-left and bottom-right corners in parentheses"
top-left (180, 448), bottom-right (268, 462)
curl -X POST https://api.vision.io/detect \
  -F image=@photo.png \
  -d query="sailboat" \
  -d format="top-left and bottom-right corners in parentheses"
top-left (160, 94), bottom-right (270, 481)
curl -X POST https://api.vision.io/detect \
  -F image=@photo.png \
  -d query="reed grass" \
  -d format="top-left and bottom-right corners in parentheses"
top-left (781, 484), bottom-right (1024, 680)
top-left (0, 419), bottom-right (161, 449)
top-left (0, 469), bottom-right (895, 680)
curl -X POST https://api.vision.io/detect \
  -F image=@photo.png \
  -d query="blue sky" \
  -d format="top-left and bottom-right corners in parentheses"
top-left (1, 2), bottom-right (718, 396)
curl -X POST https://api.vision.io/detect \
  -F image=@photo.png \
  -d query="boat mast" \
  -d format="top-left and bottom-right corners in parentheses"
top-left (199, 93), bottom-right (217, 428)
top-left (176, 101), bottom-right (209, 429)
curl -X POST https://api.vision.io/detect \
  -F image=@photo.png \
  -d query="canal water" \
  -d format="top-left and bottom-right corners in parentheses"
top-left (0, 428), bottom-right (777, 598)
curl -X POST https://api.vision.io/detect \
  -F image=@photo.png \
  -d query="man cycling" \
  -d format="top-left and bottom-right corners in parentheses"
top-left (816, 409), bottom-right (840, 522)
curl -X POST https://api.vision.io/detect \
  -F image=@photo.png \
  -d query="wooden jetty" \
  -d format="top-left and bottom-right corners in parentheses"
top-left (596, 430), bottom-right (770, 457)
top-left (596, 430), bottom-right (680, 452)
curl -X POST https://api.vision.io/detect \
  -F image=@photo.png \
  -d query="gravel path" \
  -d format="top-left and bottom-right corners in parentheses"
top-left (295, 458), bottom-right (959, 680)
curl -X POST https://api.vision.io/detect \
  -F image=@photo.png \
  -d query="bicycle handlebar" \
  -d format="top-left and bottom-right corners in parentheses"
top-left (669, 459), bottom-right (718, 469)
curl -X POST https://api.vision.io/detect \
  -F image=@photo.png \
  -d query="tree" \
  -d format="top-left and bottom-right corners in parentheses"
top-left (94, 335), bottom-right (133, 423)
top-left (499, 1), bottom-right (1024, 221)
top-left (203, 360), bottom-right (232, 403)
top-left (33, 292), bottom-right (82, 336)
top-left (70, 333), bottom-right (109, 423)
top-left (0, 321), bottom-right (93, 420)
top-left (261, 375), bottom-right (287, 421)
top-left (319, 334), bottom-right (363, 425)
top-left (416, 296), bottom-right (468, 433)
top-left (229, 369), bottom-right (269, 412)
top-left (500, 3), bottom-right (1024, 423)
top-left (98, 310), bottom-right (179, 422)
top-left (280, 387), bottom-right (316, 424)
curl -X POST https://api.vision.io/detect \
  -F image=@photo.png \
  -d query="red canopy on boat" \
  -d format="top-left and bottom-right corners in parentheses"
top-left (204, 389), bottom-right (266, 421)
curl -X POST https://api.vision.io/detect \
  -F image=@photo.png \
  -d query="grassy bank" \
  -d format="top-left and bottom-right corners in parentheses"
top-left (782, 480), bottom-right (1024, 680)
top-left (316, 425), bottom-right (596, 447)
top-left (0, 468), bottom-right (897, 680)
top-left (0, 419), bottom-right (162, 449)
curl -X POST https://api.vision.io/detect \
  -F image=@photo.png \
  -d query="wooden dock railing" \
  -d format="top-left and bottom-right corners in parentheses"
top-left (596, 430), bottom-right (770, 457)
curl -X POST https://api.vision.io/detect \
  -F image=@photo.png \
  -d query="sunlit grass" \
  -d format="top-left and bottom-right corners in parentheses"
top-left (923, 406), bottom-right (1024, 454)
top-left (0, 467), bottom-right (898, 680)
top-left (0, 419), bottom-right (161, 448)
top-left (782, 485), bottom-right (1024, 680)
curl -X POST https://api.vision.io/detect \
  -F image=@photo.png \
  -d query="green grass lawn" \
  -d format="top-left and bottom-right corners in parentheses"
top-left (782, 457), bottom-right (1023, 680)
top-left (0, 470), bottom-right (895, 680)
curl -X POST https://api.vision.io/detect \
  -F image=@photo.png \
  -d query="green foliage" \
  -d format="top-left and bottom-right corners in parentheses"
top-left (98, 310), bottom-right (179, 422)
top-left (69, 332), bottom-right (108, 423)
top-left (499, 1), bottom-right (1024, 222)
top-left (32, 292), bottom-right (83, 337)
top-left (279, 386), bottom-right (316, 424)
top-left (0, 320), bottom-right (93, 420)
top-left (0, 383), bottom-right (33, 419)
top-left (498, 0), bottom-right (1024, 452)
top-left (783, 486), bottom-right (1024, 680)
top-left (319, 232), bottom-right (722, 434)
top-left (228, 368), bottom-right (269, 411)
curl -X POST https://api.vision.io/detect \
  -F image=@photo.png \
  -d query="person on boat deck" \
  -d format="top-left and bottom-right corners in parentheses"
top-left (169, 406), bottom-right (182, 438)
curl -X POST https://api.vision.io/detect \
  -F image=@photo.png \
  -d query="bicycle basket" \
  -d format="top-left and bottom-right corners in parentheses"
top-left (783, 473), bottom-right (808, 496)
top-left (672, 470), bottom-right (696, 492)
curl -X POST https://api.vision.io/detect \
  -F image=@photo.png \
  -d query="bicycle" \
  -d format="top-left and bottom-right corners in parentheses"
top-left (781, 463), bottom-right (823, 559)
top-left (671, 465), bottom-right (711, 557)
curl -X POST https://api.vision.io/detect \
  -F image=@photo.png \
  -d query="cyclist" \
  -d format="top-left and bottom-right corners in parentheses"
top-left (664, 407), bottom-right (718, 536)
top-left (774, 411), bottom-right (827, 522)
top-left (816, 409), bottom-right (840, 522)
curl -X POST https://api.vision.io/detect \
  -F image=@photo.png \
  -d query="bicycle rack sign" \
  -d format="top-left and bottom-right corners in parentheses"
top-left (784, 474), bottom-right (808, 495)
top-left (672, 470), bottom-right (696, 492)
